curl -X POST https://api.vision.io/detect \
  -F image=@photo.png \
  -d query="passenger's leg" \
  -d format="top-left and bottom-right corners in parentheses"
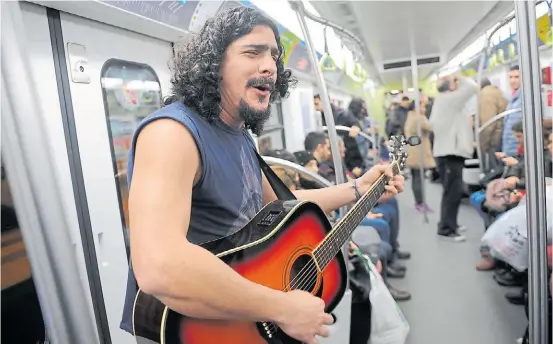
top-left (349, 302), bottom-right (371, 344)
top-left (359, 218), bottom-right (391, 243)
top-left (436, 157), bottom-right (465, 241)
top-left (379, 198), bottom-right (410, 260)
top-left (449, 157), bottom-right (466, 227)
top-left (469, 190), bottom-right (487, 220)
top-left (411, 168), bottom-right (423, 206)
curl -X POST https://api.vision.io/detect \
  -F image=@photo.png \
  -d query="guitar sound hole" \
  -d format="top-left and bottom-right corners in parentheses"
top-left (289, 254), bottom-right (319, 293)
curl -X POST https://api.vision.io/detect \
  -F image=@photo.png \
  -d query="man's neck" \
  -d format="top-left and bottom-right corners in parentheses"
top-left (312, 151), bottom-right (324, 163)
top-left (219, 107), bottom-right (244, 130)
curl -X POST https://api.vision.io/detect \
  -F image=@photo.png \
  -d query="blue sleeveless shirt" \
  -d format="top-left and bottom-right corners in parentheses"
top-left (120, 102), bottom-right (263, 333)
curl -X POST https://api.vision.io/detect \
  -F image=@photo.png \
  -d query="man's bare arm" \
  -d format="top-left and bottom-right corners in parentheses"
top-left (293, 183), bottom-right (358, 213)
top-left (130, 119), bottom-right (287, 322)
top-left (261, 173), bottom-right (356, 212)
top-left (261, 167), bottom-right (402, 214)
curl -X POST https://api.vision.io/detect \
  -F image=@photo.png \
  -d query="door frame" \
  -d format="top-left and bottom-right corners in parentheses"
top-left (46, 7), bottom-right (111, 343)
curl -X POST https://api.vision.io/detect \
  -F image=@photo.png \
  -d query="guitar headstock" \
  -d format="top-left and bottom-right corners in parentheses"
top-left (387, 135), bottom-right (421, 172)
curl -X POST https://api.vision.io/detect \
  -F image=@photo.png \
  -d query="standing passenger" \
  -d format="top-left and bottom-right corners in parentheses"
top-left (429, 74), bottom-right (478, 241)
top-left (477, 77), bottom-right (508, 159)
top-left (404, 100), bottom-right (435, 212)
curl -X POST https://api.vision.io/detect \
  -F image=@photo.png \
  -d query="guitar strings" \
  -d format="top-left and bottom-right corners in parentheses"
top-left (264, 173), bottom-right (390, 335)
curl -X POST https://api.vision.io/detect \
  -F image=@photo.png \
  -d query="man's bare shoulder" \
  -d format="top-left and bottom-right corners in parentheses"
top-left (134, 118), bottom-right (201, 182)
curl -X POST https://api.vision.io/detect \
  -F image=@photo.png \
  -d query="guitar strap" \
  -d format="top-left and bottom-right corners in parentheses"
top-left (253, 149), bottom-right (297, 201)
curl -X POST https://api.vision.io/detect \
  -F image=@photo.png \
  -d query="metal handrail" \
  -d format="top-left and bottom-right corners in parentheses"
top-left (262, 156), bottom-right (334, 187)
top-left (288, 1), bottom-right (383, 86)
top-left (474, 0), bottom-right (543, 167)
top-left (476, 108), bottom-right (522, 134)
top-left (321, 125), bottom-right (376, 145)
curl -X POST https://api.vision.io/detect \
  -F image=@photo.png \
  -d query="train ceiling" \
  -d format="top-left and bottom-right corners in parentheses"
top-left (310, 1), bottom-right (515, 86)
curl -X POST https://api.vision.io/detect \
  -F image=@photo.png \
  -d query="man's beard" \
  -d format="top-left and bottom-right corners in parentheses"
top-left (238, 99), bottom-right (272, 135)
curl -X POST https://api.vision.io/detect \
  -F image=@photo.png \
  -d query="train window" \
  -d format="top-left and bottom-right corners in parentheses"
top-left (1, 162), bottom-right (48, 343)
top-left (100, 59), bottom-right (162, 232)
top-left (258, 102), bottom-right (286, 154)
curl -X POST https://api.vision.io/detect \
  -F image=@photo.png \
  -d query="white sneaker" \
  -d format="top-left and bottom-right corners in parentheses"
top-left (516, 338), bottom-right (523, 344)
top-left (438, 231), bottom-right (466, 242)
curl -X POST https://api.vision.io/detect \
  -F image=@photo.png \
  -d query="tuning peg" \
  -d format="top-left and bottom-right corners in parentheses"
top-left (407, 136), bottom-right (421, 146)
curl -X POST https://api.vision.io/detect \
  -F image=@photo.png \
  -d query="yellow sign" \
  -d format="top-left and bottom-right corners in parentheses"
top-left (537, 13), bottom-right (552, 46)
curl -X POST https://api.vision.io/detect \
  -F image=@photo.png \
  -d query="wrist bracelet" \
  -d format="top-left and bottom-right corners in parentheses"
top-left (352, 179), bottom-right (362, 200)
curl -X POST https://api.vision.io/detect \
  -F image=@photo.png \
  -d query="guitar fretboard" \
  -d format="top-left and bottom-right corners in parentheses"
top-left (313, 162), bottom-right (400, 269)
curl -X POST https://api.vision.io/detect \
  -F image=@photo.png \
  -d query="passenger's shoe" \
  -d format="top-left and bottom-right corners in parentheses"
top-left (505, 289), bottom-right (525, 305)
top-left (476, 257), bottom-right (496, 271)
top-left (457, 225), bottom-right (467, 233)
top-left (414, 204), bottom-right (425, 212)
top-left (395, 250), bottom-right (411, 260)
top-left (496, 271), bottom-right (524, 287)
top-left (422, 203), bottom-right (434, 213)
top-left (387, 286), bottom-right (411, 301)
top-left (386, 266), bottom-right (405, 278)
top-left (494, 267), bottom-right (510, 277)
top-left (388, 261), bottom-right (407, 272)
top-left (437, 229), bottom-right (466, 242)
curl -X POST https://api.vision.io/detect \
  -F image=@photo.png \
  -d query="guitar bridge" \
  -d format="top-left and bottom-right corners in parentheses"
top-left (257, 211), bottom-right (282, 227)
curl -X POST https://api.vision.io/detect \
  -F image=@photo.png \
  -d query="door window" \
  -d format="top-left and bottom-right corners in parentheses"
top-left (101, 60), bottom-right (162, 232)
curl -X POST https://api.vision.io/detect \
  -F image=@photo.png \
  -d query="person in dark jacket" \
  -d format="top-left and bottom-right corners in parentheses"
top-left (313, 94), bottom-right (365, 176)
top-left (388, 96), bottom-right (411, 137)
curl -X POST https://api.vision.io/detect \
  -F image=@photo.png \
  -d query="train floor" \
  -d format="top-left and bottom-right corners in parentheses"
top-left (393, 180), bottom-right (527, 344)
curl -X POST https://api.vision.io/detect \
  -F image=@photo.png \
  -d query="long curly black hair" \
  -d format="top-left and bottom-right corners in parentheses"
top-left (170, 6), bottom-right (297, 134)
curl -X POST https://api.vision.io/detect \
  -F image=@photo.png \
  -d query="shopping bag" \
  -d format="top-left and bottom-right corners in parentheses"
top-left (481, 205), bottom-right (528, 271)
top-left (367, 258), bottom-right (410, 344)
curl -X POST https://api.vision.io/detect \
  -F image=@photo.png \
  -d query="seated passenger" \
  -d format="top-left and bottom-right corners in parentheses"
top-left (293, 150), bottom-right (323, 190)
top-left (471, 120), bottom-right (527, 270)
top-left (313, 95), bottom-right (365, 177)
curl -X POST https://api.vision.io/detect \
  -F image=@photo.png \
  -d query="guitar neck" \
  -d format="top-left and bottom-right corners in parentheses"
top-left (313, 162), bottom-right (400, 269)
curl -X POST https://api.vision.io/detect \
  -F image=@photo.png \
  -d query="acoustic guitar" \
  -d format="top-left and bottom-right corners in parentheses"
top-left (132, 136), bottom-right (415, 344)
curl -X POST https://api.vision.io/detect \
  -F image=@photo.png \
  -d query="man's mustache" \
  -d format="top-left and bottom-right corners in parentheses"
top-left (247, 77), bottom-right (275, 91)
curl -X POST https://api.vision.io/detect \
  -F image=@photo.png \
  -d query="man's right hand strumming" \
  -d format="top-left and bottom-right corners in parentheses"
top-left (275, 290), bottom-right (334, 344)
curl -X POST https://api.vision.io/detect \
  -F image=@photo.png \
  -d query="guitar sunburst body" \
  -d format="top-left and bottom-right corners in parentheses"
top-left (132, 200), bottom-right (348, 344)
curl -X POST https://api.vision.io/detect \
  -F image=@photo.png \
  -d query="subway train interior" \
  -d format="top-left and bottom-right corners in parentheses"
top-left (2, 0), bottom-right (552, 344)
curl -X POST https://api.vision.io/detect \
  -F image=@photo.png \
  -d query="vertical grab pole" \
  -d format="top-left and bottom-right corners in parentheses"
top-left (292, 3), bottom-right (346, 193)
top-left (1, 2), bottom-right (99, 344)
top-left (514, 1), bottom-right (549, 343)
top-left (410, 44), bottom-right (429, 223)
top-left (475, 40), bottom-right (488, 173)
top-left (291, 1), bottom-right (350, 292)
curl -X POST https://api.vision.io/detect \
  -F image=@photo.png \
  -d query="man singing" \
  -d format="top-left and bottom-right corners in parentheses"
top-left (120, 6), bottom-right (404, 344)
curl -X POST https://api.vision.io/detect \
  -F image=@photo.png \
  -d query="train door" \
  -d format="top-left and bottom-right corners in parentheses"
top-left (56, 11), bottom-right (173, 343)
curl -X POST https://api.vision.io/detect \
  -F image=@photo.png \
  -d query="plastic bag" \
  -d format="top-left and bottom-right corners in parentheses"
top-left (481, 204), bottom-right (528, 271)
top-left (367, 258), bottom-right (410, 344)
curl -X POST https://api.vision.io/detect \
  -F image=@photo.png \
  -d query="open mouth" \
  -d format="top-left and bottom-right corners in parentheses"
top-left (253, 84), bottom-right (272, 93)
